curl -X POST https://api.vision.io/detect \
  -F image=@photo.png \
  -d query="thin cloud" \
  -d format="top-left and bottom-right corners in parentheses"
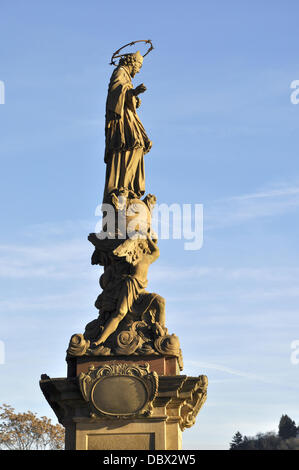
top-left (230, 186), bottom-right (299, 201)
top-left (0, 289), bottom-right (97, 313)
top-left (206, 183), bottom-right (299, 230)
top-left (151, 265), bottom-right (299, 284)
top-left (22, 218), bottom-right (95, 238)
top-left (185, 360), bottom-right (276, 384)
top-left (2, 237), bottom-right (299, 289)
top-left (0, 240), bottom-right (97, 280)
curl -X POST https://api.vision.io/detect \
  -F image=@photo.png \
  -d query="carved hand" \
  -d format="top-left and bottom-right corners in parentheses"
top-left (134, 83), bottom-right (147, 96)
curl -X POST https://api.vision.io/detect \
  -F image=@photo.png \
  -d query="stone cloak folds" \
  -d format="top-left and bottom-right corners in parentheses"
top-left (103, 65), bottom-right (152, 203)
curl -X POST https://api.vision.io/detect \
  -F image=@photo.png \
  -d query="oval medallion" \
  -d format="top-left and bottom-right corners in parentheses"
top-left (91, 376), bottom-right (148, 416)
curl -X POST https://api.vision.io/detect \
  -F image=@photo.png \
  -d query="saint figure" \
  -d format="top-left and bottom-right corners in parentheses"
top-left (103, 51), bottom-right (152, 204)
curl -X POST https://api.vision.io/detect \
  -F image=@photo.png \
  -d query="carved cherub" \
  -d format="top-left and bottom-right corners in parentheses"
top-left (92, 233), bottom-right (161, 346)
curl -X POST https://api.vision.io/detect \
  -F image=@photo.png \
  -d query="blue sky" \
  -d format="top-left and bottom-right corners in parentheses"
top-left (0, 0), bottom-right (299, 450)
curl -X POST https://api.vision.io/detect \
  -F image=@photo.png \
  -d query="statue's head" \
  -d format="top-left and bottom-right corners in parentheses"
top-left (119, 51), bottom-right (143, 77)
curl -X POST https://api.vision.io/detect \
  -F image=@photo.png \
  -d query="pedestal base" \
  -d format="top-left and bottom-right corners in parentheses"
top-left (40, 358), bottom-right (207, 450)
top-left (67, 354), bottom-right (181, 378)
top-left (65, 417), bottom-right (181, 451)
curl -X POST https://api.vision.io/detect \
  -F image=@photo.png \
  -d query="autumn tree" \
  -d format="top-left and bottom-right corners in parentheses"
top-left (0, 404), bottom-right (64, 450)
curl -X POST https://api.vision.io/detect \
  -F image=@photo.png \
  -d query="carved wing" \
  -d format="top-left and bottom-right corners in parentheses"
top-left (113, 238), bottom-right (145, 266)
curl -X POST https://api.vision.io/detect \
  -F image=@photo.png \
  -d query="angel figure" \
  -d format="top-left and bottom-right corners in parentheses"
top-left (92, 234), bottom-right (165, 346)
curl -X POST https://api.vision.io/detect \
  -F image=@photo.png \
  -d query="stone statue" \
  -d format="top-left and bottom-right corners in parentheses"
top-left (92, 234), bottom-right (165, 346)
top-left (42, 42), bottom-right (208, 453)
top-left (103, 50), bottom-right (152, 205)
top-left (67, 42), bottom-right (182, 366)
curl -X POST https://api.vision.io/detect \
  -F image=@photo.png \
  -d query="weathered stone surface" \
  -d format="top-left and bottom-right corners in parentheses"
top-left (65, 47), bottom-right (182, 362)
top-left (41, 42), bottom-right (208, 451)
top-left (78, 363), bottom-right (159, 419)
top-left (67, 355), bottom-right (181, 378)
top-left (40, 368), bottom-right (208, 450)
top-left (66, 226), bottom-right (182, 361)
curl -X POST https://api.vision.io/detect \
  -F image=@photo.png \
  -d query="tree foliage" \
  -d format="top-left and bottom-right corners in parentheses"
top-left (230, 431), bottom-right (243, 449)
top-left (278, 414), bottom-right (298, 440)
top-left (0, 404), bottom-right (64, 450)
top-left (230, 414), bottom-right (299, 450)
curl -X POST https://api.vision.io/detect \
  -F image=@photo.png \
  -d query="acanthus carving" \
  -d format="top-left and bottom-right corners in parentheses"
top-left (179, 376), bottom-right (208, 430)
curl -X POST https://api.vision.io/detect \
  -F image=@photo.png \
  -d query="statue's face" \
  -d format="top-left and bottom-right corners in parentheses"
top-left (130, 60), bottom-right (143, 78)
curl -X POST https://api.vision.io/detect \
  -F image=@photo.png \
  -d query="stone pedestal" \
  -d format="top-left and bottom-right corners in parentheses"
top-left (66, 417), bottom-right (180, 451)
top-left (66, 354), bottom-right (181, 378)
top-left (40, 357), bottom-right (208, 451)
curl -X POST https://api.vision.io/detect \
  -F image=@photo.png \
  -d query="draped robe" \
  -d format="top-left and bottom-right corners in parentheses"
top-left (103, 65), bottom-right (152, 203)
